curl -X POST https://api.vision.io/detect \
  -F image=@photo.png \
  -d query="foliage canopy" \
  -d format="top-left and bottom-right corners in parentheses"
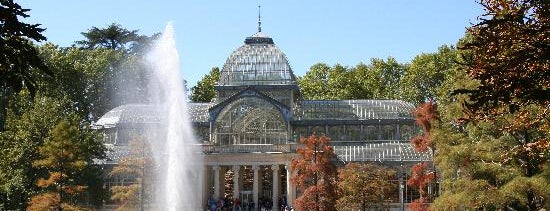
top-left (291, 135), bottom-right (338, 211)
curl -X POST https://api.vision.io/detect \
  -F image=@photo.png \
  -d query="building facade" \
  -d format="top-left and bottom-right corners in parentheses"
top-left (93, 29), bottom-right (432, 210)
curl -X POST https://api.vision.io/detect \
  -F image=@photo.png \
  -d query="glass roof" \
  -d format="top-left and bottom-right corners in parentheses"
top-left (92, 104), bottom-right (160, 129)
top-left (93, 99), bottom-right (415, 128)
top-left (189, 103), bottom-right (212, 122)
top-left (218, 33), bottom-right (297, 86)
top-left (296, 100), bottom-right (415, 120)
top-left (333, 141), bottom-right (432, 162)
top-left (92, 103), bottom-right (212, 129)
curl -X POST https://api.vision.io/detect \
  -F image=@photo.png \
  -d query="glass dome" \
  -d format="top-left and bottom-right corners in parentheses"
top-left (218, 32), bottom-right (297, 86)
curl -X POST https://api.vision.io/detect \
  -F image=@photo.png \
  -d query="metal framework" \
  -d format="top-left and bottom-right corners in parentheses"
top-left (218, 32), bottom-right (296, 86)
top-left (92, 104), bottom-right (160, 129)
top-left (333, 141), bottom-right (432, 162)
top-left (93, 31), bottom-right (428, 164)
top-left (296, 100), bottom-right (415, 120)
top-left (214, 97), bottom-right (288, 145)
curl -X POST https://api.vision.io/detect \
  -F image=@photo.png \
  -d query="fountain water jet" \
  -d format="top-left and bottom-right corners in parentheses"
top-left (147, 22), bottom-right (204, 210)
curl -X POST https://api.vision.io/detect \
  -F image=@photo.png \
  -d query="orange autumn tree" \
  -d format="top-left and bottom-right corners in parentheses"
top-left (27, 119), bottom-right (104, 211)
top-left (291, 134), bottom-right (338, 211)
top-left (408, 101), bottom-right (438, 211)
top-left (337, 162), bottom-right (396, 211)
top-left (109, 138), bottom-right (153, 211)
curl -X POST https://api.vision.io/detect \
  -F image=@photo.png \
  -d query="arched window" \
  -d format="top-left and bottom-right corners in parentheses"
top-left (214, 97), bottom-right (288, 145)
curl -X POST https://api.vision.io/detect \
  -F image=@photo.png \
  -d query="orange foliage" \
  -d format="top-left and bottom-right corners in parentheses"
top-left (411, 135), bottom-right (431, 152)
top-left (413, 100), bottom-right (438, 132)
top-left (26, 192), bottom-right (60, 211)
top-left (291, 134), bottom-right (338, 211)
top-left (409, 197), bottom-right (430, 211)
top-left (458, 0), bottom-right (550, 121)
top-left (63, 185), bottom-right (87, 195)
top-left (407, 162), bottom-right (435, 191)
top-left (408, 101), bottom-right (439, 211)
top-left (36, 172), bottom-right (63, 188)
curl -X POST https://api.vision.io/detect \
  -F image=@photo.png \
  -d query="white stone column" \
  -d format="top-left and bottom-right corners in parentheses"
top-left (232, 165), bottom-right (240, 200)
top-left (213, 165), bottom-right (221, 199)
top-left (285, 164), bottom-right (295, 207)
top-left (272, 164), bottom-right (280, 210)
top-left (202, 166), bottom-right (209, 208)
top-left (252, 165), bottom-right (260, 210)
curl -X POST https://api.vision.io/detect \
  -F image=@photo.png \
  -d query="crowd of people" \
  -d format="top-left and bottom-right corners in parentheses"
top-left (207, 196), bottom-right (294, 211)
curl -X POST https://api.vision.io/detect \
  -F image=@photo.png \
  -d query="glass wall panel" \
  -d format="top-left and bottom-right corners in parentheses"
top-left (328, 125), bottom-right (345, 142)
top-left (103, 130), bottom-right (116, 145)
top-left (364, 125), bottom-right (379, 140)
top-left (293, 126), bottom-right (308, 141)
top-left (346, 125), bottom-right (361, 142)
top-left (382, 125), bottom-right (396, 140)
top-left (400, 124), bottom-right (415, 140)
top-left (311, 126), bottom-right (325, 136)
top-left (115, 129), bottom-right (130, 145)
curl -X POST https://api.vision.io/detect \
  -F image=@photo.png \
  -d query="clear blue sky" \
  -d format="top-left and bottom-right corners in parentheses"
top-left (18, 0), bottom-right (483, 88)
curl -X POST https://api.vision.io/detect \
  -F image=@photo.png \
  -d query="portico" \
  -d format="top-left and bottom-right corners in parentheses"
top-left (204, 152), bottom-right (297, 209)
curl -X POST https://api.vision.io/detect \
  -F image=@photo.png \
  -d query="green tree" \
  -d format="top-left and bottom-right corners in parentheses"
top-left (0, 0), bottom-right (51, 131)
top-left (336, 162), bottom-right (396, 211)
top-left (362, 57), bottom-right (405, 99)
top-left (297, 58), bottom-right (406, 100)
top-left (0, 92), bottom-right (106, 209)
top-left (400, 45), bottom-right (459, 104)
top-left (75, 23), bottom-right (158, 54)
top-left (190, 67), bottom-right (220, 102)
top-left (291, 134), bottom-right (338, 211)
top-left (345, 63), bottom-right (373, 99)
top-left (325, 64), bottom-right (353, 99)
top-left (297, 63), bottom-right (332, 100)
top-left (432, 101), bottom-right (550, 210)
top-left (0, 92), bottom-right (66, 209)
top-left (37, 44), bottom-right (125, 121)
top-left (37, 43), bottom-right (152, 121)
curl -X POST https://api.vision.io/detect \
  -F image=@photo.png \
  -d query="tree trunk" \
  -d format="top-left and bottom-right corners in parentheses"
top-left (0, 86), bottom-right (11, 131)
top-left (362, 191), bottom-right (366, 211)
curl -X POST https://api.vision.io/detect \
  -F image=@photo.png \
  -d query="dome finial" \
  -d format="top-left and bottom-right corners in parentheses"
top-left (257, 5), bottom-right (262, 32)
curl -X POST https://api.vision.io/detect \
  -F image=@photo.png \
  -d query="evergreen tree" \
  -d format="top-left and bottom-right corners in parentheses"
top-left (28, 119), bottom-right (105, 210)
top-left (75, 23), bottom-right (159, 54)
top-left (0, 0), bottom-right (51, 131)
top-left (431, 0), bottom-right (550, 210)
